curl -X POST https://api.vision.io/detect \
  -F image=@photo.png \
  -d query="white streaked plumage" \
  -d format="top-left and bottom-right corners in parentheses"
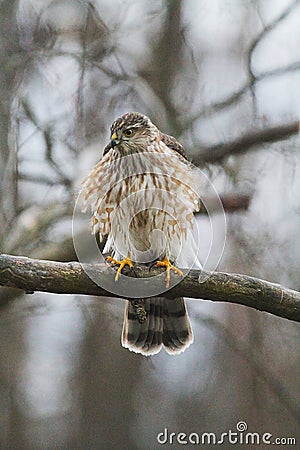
top-left (80, 112), bottom-right (201, 355)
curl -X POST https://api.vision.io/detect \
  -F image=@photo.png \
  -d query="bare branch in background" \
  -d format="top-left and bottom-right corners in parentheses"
top-left (194, 120), bottom-right (299, 164)
top-left (246, 0), bottom-right (300, 111)
top-left (200, 192), bottom-right (252, 214)
top-left (185, 60), bottom-right (300, 125)
top-left (21, 101), bottom-right (72, 187)
top-left (247, 0), bottom-right (300, 84)
top-left (0, 254), bottom-right (299, 322)
top-left (182, 1), bottom-right (300, 128)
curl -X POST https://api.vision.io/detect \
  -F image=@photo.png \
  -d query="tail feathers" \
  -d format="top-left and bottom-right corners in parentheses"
top-left (163, 297), bottom-right (194, 355)
top-left (122, 298), bottom-right (163, 356)
top-left (121, 297), bottom-right (193, 356)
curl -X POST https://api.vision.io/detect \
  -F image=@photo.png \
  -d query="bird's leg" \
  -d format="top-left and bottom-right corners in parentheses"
top-left (106, 255), bottom-right (133, 281)
top-left (155, 257), bottom-right (183, 288)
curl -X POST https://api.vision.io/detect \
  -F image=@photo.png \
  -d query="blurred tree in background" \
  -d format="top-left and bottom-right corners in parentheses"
top-left (0, 0), bottom-right (299, 448)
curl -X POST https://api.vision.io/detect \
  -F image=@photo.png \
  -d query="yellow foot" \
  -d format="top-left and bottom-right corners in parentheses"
top-left (106, 256), bottom-right (133, 281)
top-left (155, 257), bottom-right (183, 288)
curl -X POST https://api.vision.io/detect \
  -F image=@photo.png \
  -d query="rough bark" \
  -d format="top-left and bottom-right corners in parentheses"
top-left (0, 254), bottom-right (299, 322)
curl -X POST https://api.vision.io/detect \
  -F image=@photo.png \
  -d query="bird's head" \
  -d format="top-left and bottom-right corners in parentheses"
top-left (106, 112), bottom-right (158, 155)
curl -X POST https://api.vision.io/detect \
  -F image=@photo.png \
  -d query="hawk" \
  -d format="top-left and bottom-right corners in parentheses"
top-left (81, 112), bottom-right (201, 355)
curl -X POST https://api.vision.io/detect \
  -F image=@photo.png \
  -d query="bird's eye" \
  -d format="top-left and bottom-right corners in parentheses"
top-left (124, 128), bottom-right (134, 137)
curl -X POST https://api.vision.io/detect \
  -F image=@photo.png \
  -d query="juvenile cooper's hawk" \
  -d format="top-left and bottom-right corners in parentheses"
top-left (81, 112), bottom-right (201, 355)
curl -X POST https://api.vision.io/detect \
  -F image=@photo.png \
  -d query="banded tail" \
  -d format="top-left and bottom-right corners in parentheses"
top-left (121, 297), bottom-right (193, 356)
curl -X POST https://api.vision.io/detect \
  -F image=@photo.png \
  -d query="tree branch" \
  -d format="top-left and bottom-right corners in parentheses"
top-left (0, 192), bottom-right (250, 308)
top-left (0, 254), bottom-right (299, 322)
top-left (200, 192), bottom-right (251, 214)
top-left (194, 120), bottom-right (300, 164)
top-left (247, 0), bottom-right (299, 84)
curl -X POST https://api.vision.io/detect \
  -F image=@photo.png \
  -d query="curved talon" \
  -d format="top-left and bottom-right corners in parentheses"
top-left (107, 256), bottom-right (133, 281)
top-left (155, 257), bottom-right (183, 288)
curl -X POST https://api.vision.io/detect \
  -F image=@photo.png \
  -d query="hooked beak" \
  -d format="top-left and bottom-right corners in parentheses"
top-left (110, 132), bottom-right (120, 148)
